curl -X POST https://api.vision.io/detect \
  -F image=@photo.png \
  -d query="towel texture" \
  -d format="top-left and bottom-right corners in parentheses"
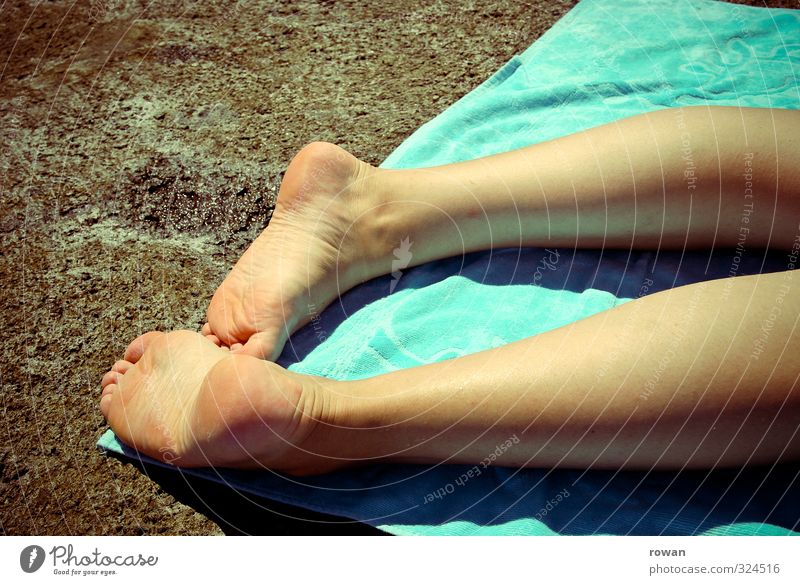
top-left (99, 0), bottom-right (800, 535)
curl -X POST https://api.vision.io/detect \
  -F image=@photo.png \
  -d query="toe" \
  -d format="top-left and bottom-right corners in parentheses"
top-left (202, 323), bottom-right (212, 335)
top-left (124, 331), bottom-right (166, 363)
top-left (237, 331), bottom-right (285, 361)
top-left (112, 360), bottom-right (133, 374)
top-left (101, 371), bottom-right (121, 389)
top-left (205, 334), bottom-right (221, 346)
top-left (100, 392), bottom-right (113, 418)
top-left (102, 383), bottom-right (116, 398)
top-left (230, 342), bottom-right (243, 352)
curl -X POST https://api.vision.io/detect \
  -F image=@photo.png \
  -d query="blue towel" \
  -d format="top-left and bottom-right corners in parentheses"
top-left (98, 0), bottom-right (800, 535)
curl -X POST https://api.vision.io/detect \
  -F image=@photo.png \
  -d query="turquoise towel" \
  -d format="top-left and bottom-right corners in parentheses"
top-left (99, 0), bottom-right (800, 535)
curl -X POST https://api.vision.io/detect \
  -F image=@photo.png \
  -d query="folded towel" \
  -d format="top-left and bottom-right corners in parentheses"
top-left (99, 0), bottom-right (800, 535)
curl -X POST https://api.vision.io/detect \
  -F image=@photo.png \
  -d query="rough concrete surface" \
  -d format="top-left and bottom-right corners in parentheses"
top-left (0, 0), bottom-right (794, 535)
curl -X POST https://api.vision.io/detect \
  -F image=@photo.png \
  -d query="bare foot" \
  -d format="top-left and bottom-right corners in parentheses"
top-left (99, 330), bottom-right (348, 475)
top-left (205, 141), bottom-right (384, 359)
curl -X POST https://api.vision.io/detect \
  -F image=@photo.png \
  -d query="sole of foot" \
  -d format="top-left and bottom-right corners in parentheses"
top-left (100, 329), bottom-right (351, 475)
top-left (203, 141), bottom-right (384, 360)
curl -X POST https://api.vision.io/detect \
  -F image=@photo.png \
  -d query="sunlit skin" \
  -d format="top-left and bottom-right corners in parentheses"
top-left (101, 106), bottom-right (800, 475)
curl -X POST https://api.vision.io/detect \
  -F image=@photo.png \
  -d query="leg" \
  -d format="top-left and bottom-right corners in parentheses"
top-left (338, 270), bottom-right (800, 469)
top-left (206, 107), bottom-right (800, 359)
top-left (102, 270), bottom-right (800, 472)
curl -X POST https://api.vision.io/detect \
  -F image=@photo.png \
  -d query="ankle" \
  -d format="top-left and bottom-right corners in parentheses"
top-left (284, 375), bottom-right (387, 473)
top-left (349, 167), bottom-right (417, 278)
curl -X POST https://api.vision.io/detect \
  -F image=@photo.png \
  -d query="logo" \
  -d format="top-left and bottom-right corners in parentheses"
top-left (390, 237), bottom-right (413, 293)
top-left (20, 545), bottom-right (46, 573)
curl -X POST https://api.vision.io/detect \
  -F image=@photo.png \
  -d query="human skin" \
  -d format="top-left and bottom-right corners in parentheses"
top-left (333, 269), bottom-right (800, 471)
top-left (101, 106), bottom-right (800, 474)
top-left (203, 106), bottom-right (800, 359)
